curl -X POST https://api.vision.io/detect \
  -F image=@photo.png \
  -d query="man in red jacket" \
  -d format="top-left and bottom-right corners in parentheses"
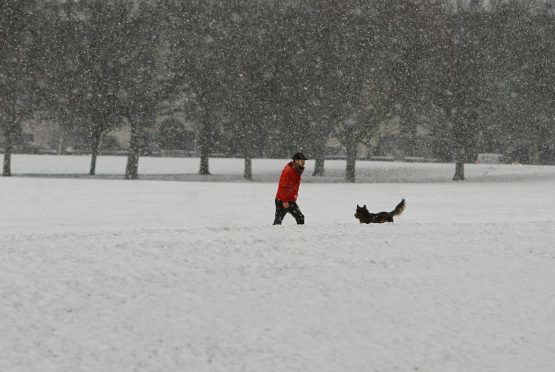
top-left (273, 152), bottom-right (306, 225)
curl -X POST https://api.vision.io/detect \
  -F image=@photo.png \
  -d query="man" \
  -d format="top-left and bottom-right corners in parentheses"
top-left (273, 152), bottom-right (306, 225)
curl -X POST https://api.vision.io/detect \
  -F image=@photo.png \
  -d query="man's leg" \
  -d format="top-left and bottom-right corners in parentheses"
top-left (288, 202), bottom-right (305, 225)
top-left (273, 199), bottom-right (288, 225)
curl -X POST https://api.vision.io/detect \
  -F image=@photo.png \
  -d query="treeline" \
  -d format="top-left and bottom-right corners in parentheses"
top-left (1, 0), bottom-right (554, 181)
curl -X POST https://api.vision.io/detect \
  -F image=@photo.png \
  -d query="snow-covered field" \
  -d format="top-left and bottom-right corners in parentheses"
top-left (1, 155), bottom-right (555, 372)
top-left (6, 153), bottom-right (555, 182)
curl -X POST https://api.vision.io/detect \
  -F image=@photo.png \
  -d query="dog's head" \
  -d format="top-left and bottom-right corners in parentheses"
top-left (354, 204), bottom-right (368, 220)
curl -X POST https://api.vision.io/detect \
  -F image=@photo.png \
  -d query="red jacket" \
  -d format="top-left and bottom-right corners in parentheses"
top-left (275, 161), bottom-right (302, 202)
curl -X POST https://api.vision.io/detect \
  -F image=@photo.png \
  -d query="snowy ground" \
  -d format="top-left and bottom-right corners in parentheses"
top-left (1, 155), bottom-right (555, 372)
top-left (5, 153), bottom-right (555, 182)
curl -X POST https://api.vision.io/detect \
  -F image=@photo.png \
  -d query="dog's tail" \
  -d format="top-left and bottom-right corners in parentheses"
top-left (391, 198), bottom-right (406, 216)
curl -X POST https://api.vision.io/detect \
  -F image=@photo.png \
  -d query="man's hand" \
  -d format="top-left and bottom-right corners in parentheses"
top-left (283, 202), bottom-right (290, 209)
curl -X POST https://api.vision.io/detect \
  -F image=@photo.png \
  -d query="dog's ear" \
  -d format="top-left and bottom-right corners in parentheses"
top-left (357, 204), bottom-right (360, 208)
top-left (363, 204), bottom-right (366, 209)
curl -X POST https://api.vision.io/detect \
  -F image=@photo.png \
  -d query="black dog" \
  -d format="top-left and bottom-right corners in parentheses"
top-left (354, 199), bottom-right (406, 224)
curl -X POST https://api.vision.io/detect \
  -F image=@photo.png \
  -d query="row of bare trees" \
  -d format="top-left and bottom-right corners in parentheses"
top-left (1, 0), bottom-right (554, 181)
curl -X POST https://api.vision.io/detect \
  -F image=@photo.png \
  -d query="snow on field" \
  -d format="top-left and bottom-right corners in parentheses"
top-left (4, 153), bottom-right (555, 183)
top-left (1, 156), bottom-right (555, 372)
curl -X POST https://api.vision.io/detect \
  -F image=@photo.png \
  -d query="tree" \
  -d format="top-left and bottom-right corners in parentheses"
top-left (502, 1), bottom-right (555, 164)
top-left (303, 0), bottom-right (344, 177)
top-left (167, 0), bottom-right (230, 176)
top-left (430, 3), bottom-right (487, 180)
top-left (0, 0), bottom-right (41, 176)
top-left (222, 1), bottom-right (273, 180)
top-left (120, 0), bottom-right (162, 179)
top-left (77, 0), bottom-right (130, 175)
top-left (380, 1), bottom-right (425, 158)
top-left (326, 2), bottom-right (387, 182)
top-left (40, 0), bottom-right (85, 155)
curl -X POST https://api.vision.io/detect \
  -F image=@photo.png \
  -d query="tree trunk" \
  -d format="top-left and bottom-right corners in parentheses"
top-left (345, 129), bottom-right (357, 183)
top-left (313, 157), bottom-right (325, 176)
top-left (242, 132), bottom-right (253, 180)
top-left (452, 114), bottom-right (468, 181)
top-left (453, 161), bottom-right (465, 181)
top-left (199, 153), bottom-right (210, 175)
top-left (56, 131), bottom-right (66, 155)
top-left (125, 118), bottom-right (141, 180)
top-left (89, 132), bottom-right (101, 176)
top-left (57, 135), bottom-right (65, 155)
top-left (2, 129), bottom-right (13, 177)
top-left (243, 157), bottom-right (252, 180)
top-left (198, 111), bottom-right (211, 175)
top-left (56, 118), bottom-right (68, 155)
top-left (312, 135), bottom-right (326, 176)
top-left (400, 103), bottom-right (418, 157)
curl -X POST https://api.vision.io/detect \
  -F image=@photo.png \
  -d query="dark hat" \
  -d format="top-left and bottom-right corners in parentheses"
top-left (292, 152), bottom-right (307, 160)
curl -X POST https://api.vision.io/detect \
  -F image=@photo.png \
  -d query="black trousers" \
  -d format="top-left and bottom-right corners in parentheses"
top-left (273, 199), bottom-right (304, 225)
